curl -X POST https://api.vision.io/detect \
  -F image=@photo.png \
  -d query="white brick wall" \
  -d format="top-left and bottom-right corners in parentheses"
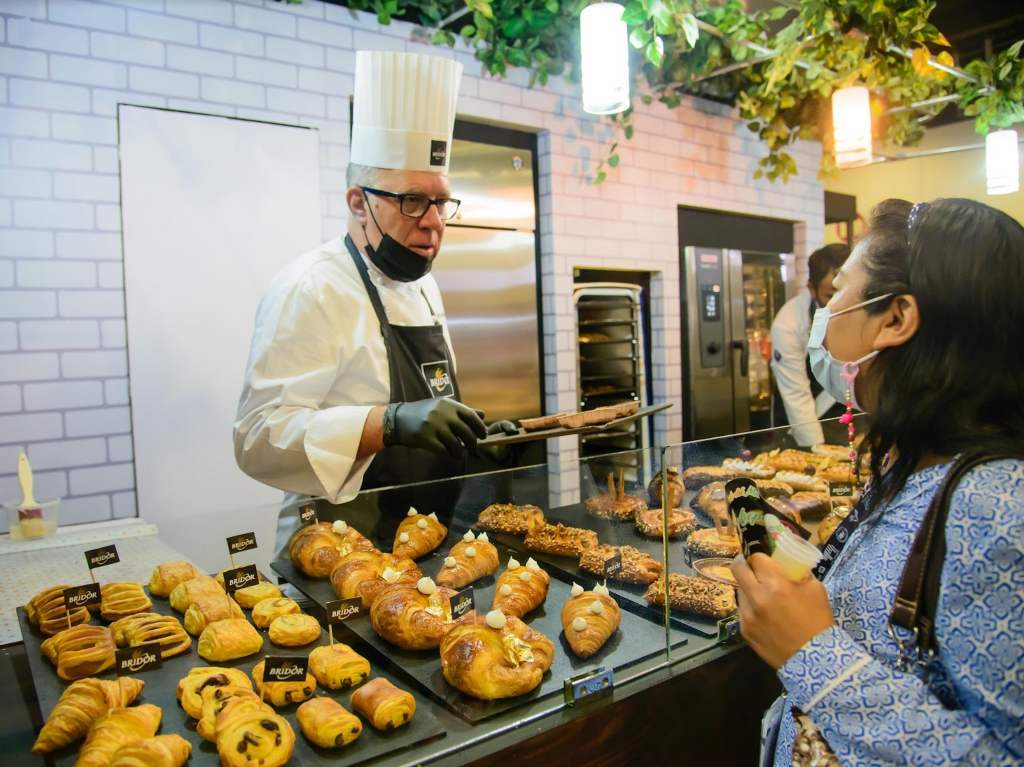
top-left (0, 0), bottom-right (824, 530)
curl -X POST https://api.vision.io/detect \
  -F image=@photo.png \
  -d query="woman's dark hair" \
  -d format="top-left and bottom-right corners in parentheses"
top-left (858, 198), bottom-right (1024, 508)
top-left (808, 243), bottom-right (850, 287)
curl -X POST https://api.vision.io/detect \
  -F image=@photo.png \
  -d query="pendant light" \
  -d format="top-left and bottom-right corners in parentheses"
top-left (831, 86), bottom-right (873, 168)
top-left (985, 129), bottom-right (1020, 195)
top-left (580, 3), bottom-right (630, 115)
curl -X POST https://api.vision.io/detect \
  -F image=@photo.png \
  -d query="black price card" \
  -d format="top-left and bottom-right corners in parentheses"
top-left (449, 587), bottom-right (475, 620)
top-left (226, 531), bottom-right (257, 555)
top-left (63, 583), bottom-right (100, 610)
top-left (324, 598), bottom-right (362, 623)
top-left (603, 551), bottom-right (623, 579)
top-left (222, 564), bottom-right (259, 595)
top-left (262, 656), bottom-right (309, 683)
top-left (829, 481), bottom-right (855, 499)
top-left (299, 504), bottom-right (318, 526)
top-left (116, 642), bottom-right (162, 675)
top-left (84, 544), bottom-right (119, 570)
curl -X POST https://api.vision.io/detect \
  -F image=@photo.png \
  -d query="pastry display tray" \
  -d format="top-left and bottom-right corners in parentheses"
top-left (273, 538), bottom-right (687, 724)
top-left (477, 402), bottom-right (671, 446)
top-left (18, 588), bottom-right (444, 766)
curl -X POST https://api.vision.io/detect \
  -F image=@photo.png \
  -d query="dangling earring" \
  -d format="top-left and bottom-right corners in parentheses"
top-left (837, 362), bottom-right (859, 478)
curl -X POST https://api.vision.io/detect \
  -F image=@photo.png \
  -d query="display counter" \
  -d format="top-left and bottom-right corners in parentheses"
top-left (7, 419), bottom-right (860, 766)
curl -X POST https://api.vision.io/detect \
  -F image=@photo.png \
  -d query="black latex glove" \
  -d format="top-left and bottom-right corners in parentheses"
top-left (392, 398), bottom-right (488, 459)
top-left (486, 420), bottom-right (520, 437)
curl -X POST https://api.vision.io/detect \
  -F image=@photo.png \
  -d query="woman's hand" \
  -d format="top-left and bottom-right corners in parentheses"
top-left (730, 553), bottom-right (836, 670)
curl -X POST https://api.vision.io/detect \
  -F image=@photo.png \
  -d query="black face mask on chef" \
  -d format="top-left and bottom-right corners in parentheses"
top-left (360, 191), bottom-right (432, 282)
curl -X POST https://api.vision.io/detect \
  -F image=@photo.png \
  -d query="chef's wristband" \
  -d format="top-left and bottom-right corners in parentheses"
top-left (382, 403), bottom-right (401, 448)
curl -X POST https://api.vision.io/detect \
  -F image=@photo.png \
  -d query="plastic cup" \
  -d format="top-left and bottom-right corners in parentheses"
top-left (765, 515), bottom-right (822, 581)
top-left (3, 498), bottom-right (60, 540)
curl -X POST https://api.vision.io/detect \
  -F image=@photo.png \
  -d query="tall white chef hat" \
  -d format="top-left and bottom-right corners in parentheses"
top-left (351, 50), bottom-right (463, 174)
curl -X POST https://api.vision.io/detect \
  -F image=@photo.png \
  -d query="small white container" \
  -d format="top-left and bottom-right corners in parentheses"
top-left (766, 514), bottom-right (822, 581)
top-left (3, 498), bottom-right (60, 540)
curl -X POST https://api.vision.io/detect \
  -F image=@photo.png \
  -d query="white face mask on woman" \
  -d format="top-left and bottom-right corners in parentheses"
top-left (807, 293), bottom-right (893, 410)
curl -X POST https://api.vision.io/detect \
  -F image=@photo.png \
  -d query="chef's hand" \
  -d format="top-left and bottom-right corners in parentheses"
top-left (393, 399), bottom-right (488, 459)
top-left (487, 420), bottom-right (519, 436)
top-left (730, 553), bottom-right (835, 670)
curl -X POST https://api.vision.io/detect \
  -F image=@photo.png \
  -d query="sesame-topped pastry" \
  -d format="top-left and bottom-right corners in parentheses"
top-left (524, 522), bottom-right (599, 558)
top-left (561, 582), bottom-right (620, 658)
top-left (392, 509), bottom-right (447, 560)
top-left (474, 503), bottom-right (545, 536)
top-left (585, 469), bottom-right (648, 520)
top-left (578, 544), bottom-right (663, 585)
top-left (687, 527), bottom-right (741, 559)
top-left (635, 507), bottom-right (698, 539)
top-left (436, 531), bottom-right (499, 589)
top-left (644, 573), bottom-right (736, 619)
top-left (490, 556), bottom-right (549, 618)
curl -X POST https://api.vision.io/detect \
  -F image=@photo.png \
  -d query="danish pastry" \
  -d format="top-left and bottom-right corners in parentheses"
top-left (816, 463), bottom-right (858, 484)
top-left (644, 573), bottom-right (736, 619)
top-left (687, 526), bottom-right (741, 559)
top-left (490, 556), bottom-right (549, 618)
top-left (524, 522), bottom-right (599, 558)
top-left (309, 643), bottom-right (371, 690)
top-left (681, 466), bottom-right (743, 490)
top-left (147, 561), bottom-right (200, 598)
top-left (436, 531), bottom-right (499, 589)
top-left (350, 678), bottom-right (416, 731)
top-left (562, 582), bottom-right (620, 658)
top-left (474, 503), bottom-right (545, 536)
top-left (772, 470), bottom-right (829, 494)
top-left (392, 509), bottom-right (447, 560)
top-left (233, 580), bottom-right (282, 609)
top-left (252, 658), bottom-right (317, 707)
top-left (40, 624), bottom-right (115, 681)
top-left (288, 520), bottom-right (376, 578)
top-left (169, 575), bottom-right (223, 613)
top-left (176, 666), bottom-right (253, 719)
top-left (634, 507), bottom-right (697, 539)
top-left (183, 593), bottom-right (244, 635)
top-left (754, 448), bottom-right (826, 473)
top-left (268, 613), bottom-right (321, 647)
top-left (720, 458), bottom-right (777, 480)
top-left (579, 544), bottom-right (662, 585)
top-left (369, 577), bottom-right (457, 650)
top-left (297, 697), bottom-right (362, 748)
top-left (197, 618), bottom-right (263, 662)
top-left (31, 676), bottom-right (145, 754)
top-left (585, 469), bottom-right (647, 520)
top-left (110, 734), bottom-right (191, 767)
top-left (440, 610), bottom-right (554, 700)
top-left (25, 585), bottom-right (90, 636)
top-left (329, 550), bottom-right (421, 609)
top-left (108, 612), bottom-right (192, 658)
top-left (196, 684), bottom-right (261, 742)
top-left (251, 597), bottom-right (301, 629)
top-left (77, 703), bottom-right (162, 767)
top-left (215, 701), bottom-right (295, 767)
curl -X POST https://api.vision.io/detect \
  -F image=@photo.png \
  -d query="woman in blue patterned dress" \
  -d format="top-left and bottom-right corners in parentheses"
top-left (732, 198), bottom-right (1024, 766)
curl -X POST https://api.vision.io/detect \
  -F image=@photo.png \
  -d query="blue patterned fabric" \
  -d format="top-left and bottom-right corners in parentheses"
top-left (772, 458), bottom-right (1024, 766)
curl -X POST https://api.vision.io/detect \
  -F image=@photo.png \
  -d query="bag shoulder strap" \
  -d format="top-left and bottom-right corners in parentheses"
top-left (890, 452), bottom-right (1020, 659)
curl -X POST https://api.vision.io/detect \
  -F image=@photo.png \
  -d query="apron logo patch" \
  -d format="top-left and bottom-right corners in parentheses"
top-left (420, 360), bottom-right (454, 399)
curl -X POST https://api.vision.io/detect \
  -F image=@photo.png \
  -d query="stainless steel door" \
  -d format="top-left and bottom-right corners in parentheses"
top-left (448, 139), bottom-right (535, 230)
top-left (684, 246), bottom-right (733, 438)
top-left (727, 249), bottom-right (750, 433)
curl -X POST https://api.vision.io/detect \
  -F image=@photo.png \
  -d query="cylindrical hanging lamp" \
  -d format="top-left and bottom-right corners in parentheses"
top-left (580, 3), bottom-right (630, 115)
top-left (831, 86), bottom-right (873, 168)
top-left (985, 129), bottom-right (1020, 195)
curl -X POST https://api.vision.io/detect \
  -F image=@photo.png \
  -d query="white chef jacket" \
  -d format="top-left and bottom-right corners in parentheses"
top-left (233, 236), bottom-right (456, 506)
top-left (769, 290), bottom-right (836, 447)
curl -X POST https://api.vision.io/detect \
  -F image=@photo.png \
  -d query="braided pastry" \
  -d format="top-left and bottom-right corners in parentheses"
top-left (31, 676), bottom-right (144, 754)
top-left (288, 521), bottom-right (375, 578)
top-left (436, 531), bottom-right (499, 589)
top-left (183, 593), bottom-right (244, 635)
top-left (392, 509), bottom-right (447, 560)
top-left (196, 684), bottom-right (262, 742)
top-left (40, 624), bottom-right (115, 681)
top-left (100, 583), bottom-right (153, 621)
top-left (197, 618), bottom-right (263, 662)
top-left (297, 697), bottom-right (362, 748)
top-left (169, 575), bottom-right (223, 613)
top-left (77, 703), bottom-right (162, 767)
top-left (147, 561), bottom-right (199, 598)
top-left (251, 659), bottom-right (317, 707)
top-left (268, 613), bottom-right (321, 647)
top-left (251, 597), bottom-right (300, 629)
top-left (329, 550), bottom-right (421, 609)
top-left (25, 585), bottom-right (90, 636)
top-left (308, 643), bottom-right (370, 690)
top-left (561, 582), bottom-right (620, 658)
top-left (350, 678), bottom-right (415, 731)
top-left (215, 702), bottom-right (295, 767)
top-left (176, 666), bottom-right (253, 719)
top-left (108, 612), bottom-right (191, 658)
top-left (110, 734), bottom-right (191, 767)
top-left (490, 556), bottom-right (549, 618)
top-left (369, 577), bottom-right (457, 650)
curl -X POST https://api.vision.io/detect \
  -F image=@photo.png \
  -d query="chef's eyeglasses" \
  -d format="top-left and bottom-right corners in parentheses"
top-left (361, 187), bottom-right (461, 221)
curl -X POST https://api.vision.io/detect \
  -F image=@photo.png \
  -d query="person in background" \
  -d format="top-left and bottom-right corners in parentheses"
top-left (770, 243), bottom-right (851, 447)
top-left (734, 198), bottom-right (1024, 766)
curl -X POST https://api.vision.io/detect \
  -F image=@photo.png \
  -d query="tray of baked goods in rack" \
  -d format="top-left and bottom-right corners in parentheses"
top-left (477, 401), bottom-right (672, 446)
top-left (272, 517), bottom-right (689, 723)
top-left (19, 562), bottom-right (444, 767)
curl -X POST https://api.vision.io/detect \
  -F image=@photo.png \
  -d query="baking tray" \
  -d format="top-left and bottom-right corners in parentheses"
top-left (273, 539), bottom-right (687, 724)
top-left (477, 402), bottom-right (671, 447)
top-left (18, 589), bottom-right (444, 766)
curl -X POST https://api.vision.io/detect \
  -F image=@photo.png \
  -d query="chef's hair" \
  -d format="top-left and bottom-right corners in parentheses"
top-left (807, 243), bottom-right (850, 288)
top-left (857, 197), bottom-right (1024, 509)
top-left (346, 162), bottom-right (381, 189)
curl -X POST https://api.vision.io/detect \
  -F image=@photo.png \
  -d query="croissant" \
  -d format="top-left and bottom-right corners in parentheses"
top-left (392, 509), bottom-right (447, 560)
top-left (297, 697), bottom-right (363, 748)
top-left (435, 531), bottom-right (499, 589)
top-left (148, 561), bottom-right (200, 598)
top-left (41, 624), bottom-right (115, 681)
top-left (32, 676), bottom-right (145, 754)
top-left (329, 550), bottom-right (421, 609)
top-left (169, 575), bottom-right (223, 613)
top-left (440, 610), bottom-right (554, 700)
top-left (309, 643), bottom-right (371, 690)
top-left (215, 702), bottom-right (295, 767)
top-left (176, 666), bottom-right (253, 719)
top-left (369, 578), bottom-right (457, 650)
top-left (350, 678), bottom-right (415, 731)
top-left (108, 612), bottom-right (192, 659)
top-left (251, 658), bottom-right (317, 707)
top-left (268, 613), bottom-right (321, 647)
top-left (76, 703), bottom-right (162, 767)
top-left (196, 684), bottom-right (262, 742)
top-left (490, 556), bottom-right (549, 618)
top-left (251, 597), bottom-right (300, 629)
top-left (110, 734), bottom-right (192, 767)
top-left (288, 521), bottom-right (376, 578)
top-left (183, 593), bottom-right (245, 635)
top-left (561, 582), bottom-right (620, 658)
top-left (25, 584), bottom-right (91, 636)
top-left (197, 618), bottom-right (263, 662)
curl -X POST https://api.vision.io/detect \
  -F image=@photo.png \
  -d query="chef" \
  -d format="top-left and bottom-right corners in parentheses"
top-left (234, 50), bottom-right (512, 549)
top-left (770, 243), bottom-right (850, 447)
